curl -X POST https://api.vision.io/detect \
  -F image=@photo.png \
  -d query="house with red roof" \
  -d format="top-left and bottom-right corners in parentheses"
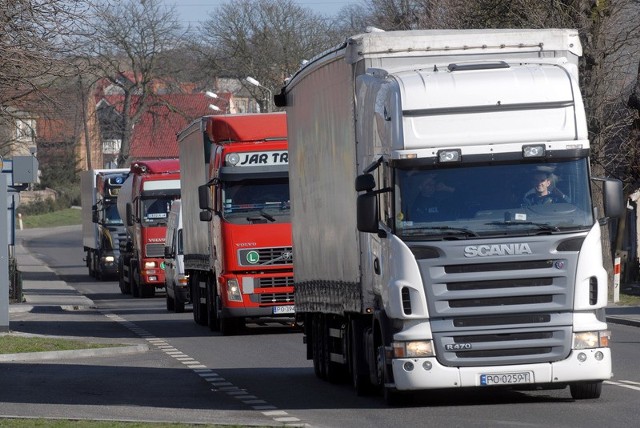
top-left (96, 92), bottom-right (225, 165)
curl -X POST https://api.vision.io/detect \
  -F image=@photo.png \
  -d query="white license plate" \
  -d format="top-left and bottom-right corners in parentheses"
top-left (480, 371), bottom-right (533, 386)
top-left (272, 305), bottom-right (295, 314)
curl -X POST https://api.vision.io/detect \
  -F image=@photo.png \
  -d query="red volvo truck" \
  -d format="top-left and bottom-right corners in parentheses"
top-left (117, 159), bottom-right (181, 298)
top-left (177, 113), bottom-right (294, 335)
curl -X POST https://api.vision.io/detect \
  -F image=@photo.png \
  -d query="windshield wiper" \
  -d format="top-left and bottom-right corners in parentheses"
top-left (486, 221), bottom-right (560, 232)
top-left (403, 226), bottom-right (479, 238)
top-left (247, 210), bottom-right (276, 223)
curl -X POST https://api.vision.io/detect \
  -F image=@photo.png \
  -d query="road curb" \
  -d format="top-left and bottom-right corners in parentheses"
top-left (0, 343), bottom-right (149, 362)
top-left (606, 316), bottom-right (640, 328)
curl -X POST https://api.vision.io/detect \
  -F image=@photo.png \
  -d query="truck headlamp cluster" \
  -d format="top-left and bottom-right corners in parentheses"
top-left (573, 330), bottom-right (610, 349)
top-left (523, 144), bottom-right (546, 158)
top-left (225, 153), bottom-right (240, 166)
top-left (144, 261), bottom-right (157, 269)
top-left (392, 340), bottom-right (435, 358)
top-left (437, 149), bottom-right (461, 163)
top-left (227, 279), bottom-right (242, 301)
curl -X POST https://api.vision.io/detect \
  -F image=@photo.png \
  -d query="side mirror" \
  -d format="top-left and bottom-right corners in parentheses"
top-left (200, 211), bottom-right (213, 222)
top-left (198, 184), bottom-right (211, 210)
top-left (357, 192), bottom-right (379, 233)
top-left (125, 203), bottom-right (133, 227)
top-left (91, 211), bottom-right (98, 223)
top-left (355, 173), bottom-right (376, 192)
top-left (603, 178), bottom-right (624, 219)
top-left (164, 246), bottom-right (174, 259)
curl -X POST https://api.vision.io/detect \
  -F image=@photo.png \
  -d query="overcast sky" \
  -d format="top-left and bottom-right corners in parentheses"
top-left (161, 0), bottom-right (362, 25)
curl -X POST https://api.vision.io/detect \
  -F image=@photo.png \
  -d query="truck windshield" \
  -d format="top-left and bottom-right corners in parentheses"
top-left (104, 203), bottom-right (122, 225)
top-left (222, 178), bottom-right (290, 223)
top-left (395, 158), bottom-right (594, 240)
top-left (142, 197), bottom-right (177, 226)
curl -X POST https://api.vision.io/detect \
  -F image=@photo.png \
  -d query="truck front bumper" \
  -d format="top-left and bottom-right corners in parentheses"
top-left (222, 305), bottom-right (295, 320)
top-left (391, 348), bottom-right (612, 391)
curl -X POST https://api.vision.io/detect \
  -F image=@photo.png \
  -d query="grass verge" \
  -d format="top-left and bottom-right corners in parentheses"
top-left (615, 292), bottom-right (640, 306)
top-left (19, 207), bottom-right (82, 229)
top-left (0, 419), bottom-right (240, 427)
top-left (0, 335), bottom-right (118, 354)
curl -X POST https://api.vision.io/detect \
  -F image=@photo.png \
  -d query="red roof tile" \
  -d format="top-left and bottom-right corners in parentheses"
top-left (99, 93), bottom-right (221, 159)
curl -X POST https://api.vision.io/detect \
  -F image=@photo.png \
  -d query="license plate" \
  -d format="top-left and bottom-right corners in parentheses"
top-left (272, 305), bottom-right (295, 314)
top-left (480, 371), bottom-right (532, 386)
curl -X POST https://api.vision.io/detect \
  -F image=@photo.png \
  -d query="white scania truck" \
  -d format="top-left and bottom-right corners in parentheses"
top-left (274, 29), bottom-right (624, 403)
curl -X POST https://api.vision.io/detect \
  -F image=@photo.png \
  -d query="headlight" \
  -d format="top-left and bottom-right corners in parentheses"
top-left (227, 279), bottom-right (242, 302)
top-left (573, 330), bottom-right (610, 350)
top-left (144, 261), bottom-right (157, 269)
top-left (392, 340), bottom-right (435, 358)
top-left (103, 256), bottom-right (115, 263)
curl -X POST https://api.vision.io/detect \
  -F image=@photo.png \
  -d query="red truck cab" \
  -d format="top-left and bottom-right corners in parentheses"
top-left (118, 159), bottom-right (181, 298)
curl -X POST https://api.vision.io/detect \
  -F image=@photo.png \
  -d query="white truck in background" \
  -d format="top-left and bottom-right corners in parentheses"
top-left (80, 168), bottom-right (129, 280)
top-left (164, 200), bottom-right (188, 313)
top-left (275, 29), bottom-right (624, 403)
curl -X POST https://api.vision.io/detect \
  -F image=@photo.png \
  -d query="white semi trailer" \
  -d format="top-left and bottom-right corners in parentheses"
top-left (275, 29), bottom-right (624, 403)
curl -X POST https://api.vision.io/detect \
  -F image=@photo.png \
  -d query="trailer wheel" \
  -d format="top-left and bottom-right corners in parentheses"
top-left (570, 381), bottom-right (602, 399)
top-left (323, 315), bottom-right (347, 383)
top-left (191, 273), bottom-right (207, 326)
top-left (312, 314), bottom-right (325, 379)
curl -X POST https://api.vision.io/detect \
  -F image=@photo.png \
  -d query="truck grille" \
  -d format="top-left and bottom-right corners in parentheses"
top-left (145, 243), bottom-right (164, 258)
top-left (414, 236), bottom-right (580, 368)
top-left (248, 276), bottom-right (295, 305)
top-left (238, 246), bottom-right (293, 266)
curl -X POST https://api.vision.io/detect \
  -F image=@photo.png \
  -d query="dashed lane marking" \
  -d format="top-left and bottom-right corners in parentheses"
top-left (605, 380), bottom-right (640, 391)
top-left (101, 311), bottom-right (307, 426)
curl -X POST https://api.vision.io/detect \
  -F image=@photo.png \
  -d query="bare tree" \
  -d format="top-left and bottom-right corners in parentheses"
top-left (81, 0), bottom-right (186, 166)
top-left (195, 0), bottom-right (341, 112)
top-left (0, 0), bottom-right (89, 157)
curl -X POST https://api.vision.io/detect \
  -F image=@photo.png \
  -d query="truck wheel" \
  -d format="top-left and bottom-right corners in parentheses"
top-left (140, 285), bottom-right (155, 298)
top-left (570, 381), bottom-right (602, 399)
top-left (131, 265), bottom-right (140, 298)
top-left (206, 279), bottom-right (220, 331)
top-left (88, 252), bottom-right (95, 278)
top-left (349, 319), bottom-right (374, 395)
top-left (312, 314), bottom-right (326, 379)
top-left (220, 314), bottom-right (242, 336)
top-left (191, 273), bottom-right (207, 326)
top-left (166, 292), bottom-right (175, 311)
top-left (118, 258), bottom-right (128, 294)
top-left (174, 298), bottom-right (185, 313)
top-left (323, 315), bottom-right (347, 383)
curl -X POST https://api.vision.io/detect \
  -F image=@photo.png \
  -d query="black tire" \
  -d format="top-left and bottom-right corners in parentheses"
top-left (140, 283), bottom-right (156, 298)
top-left (323, 315), bottom-right (347, 383)
top-left (220, 313), bottom-right (242, 336)
top-left (311, 315), bottom-right (323, 378)
top-left (192, 273), bottom-right (207, 326)
top-left (570, 381), bottom-right (603, 399)
top-left (349, 319), bottom-right (375, 395)
top-left (131, 264), bottom-right (140, 298)
top-left (166, 292), bottom-right (175, 311)
top-left (207, 279), bottom-right (220, 332)
top-left (118, 258), bottom-right (129, 294)
top-left (174, 298), bottom-right (185, 313)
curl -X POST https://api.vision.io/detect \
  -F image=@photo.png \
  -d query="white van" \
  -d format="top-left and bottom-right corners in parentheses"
top-left (164, 200), bottom-right (189, 312)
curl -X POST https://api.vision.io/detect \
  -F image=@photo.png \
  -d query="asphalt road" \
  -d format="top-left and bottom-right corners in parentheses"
top-left (3, 225), bottom-right (640, 427)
